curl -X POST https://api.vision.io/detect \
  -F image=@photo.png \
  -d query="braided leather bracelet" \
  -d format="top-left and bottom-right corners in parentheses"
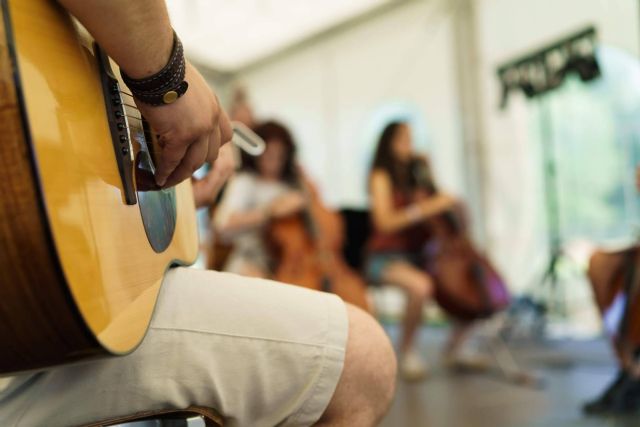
top-left (121, 31), bottom-right (189, 106)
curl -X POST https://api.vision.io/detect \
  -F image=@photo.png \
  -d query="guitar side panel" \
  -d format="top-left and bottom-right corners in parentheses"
top-left (0, 0), bottom-right (104, 374)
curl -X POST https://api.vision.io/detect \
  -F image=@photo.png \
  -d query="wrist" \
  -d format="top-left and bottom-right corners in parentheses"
top-left (119, 27), bottom-right (174, 79)
top-left (121, 31), bottom-right (189, 106)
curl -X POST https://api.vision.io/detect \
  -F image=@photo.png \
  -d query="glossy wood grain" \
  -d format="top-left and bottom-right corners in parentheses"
top-left (0, 0), bottom-right (102, 373)
top-left (0, 0), bottom-right (198, 373)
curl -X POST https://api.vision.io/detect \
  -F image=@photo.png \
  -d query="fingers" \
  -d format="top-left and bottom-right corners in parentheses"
top-left (156, 115), bottom-right (229, 187)
top-left (154, 137), bottom-right (189, 187)
top-left (219, 108), bottom-right (233, 145)
top-left (206, 107), bottom-right (231, 162)
top-left (206, 126), bottom-right (221, 163)
top-left (212, 144), bottom-right (236, 178)
top-left (162, 135), bottom-right (209, 188)
top-left (150, 85), bottom-right (231, 187)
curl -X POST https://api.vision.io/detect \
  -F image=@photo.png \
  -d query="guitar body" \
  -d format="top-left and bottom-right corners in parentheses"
top-left (0, 0), bottom-right (198, 374)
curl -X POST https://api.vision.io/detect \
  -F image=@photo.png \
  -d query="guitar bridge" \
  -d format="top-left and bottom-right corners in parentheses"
top-left (95, 43), bottom-right (137, 205)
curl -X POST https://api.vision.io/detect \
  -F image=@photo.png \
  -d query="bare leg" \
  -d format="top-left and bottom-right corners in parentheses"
top-left (381, 261), bottom-right (434, 354)
top-left (443, 321), bottom-right (473, 358)
top-left (443, 321), bottom-right (490, 371)
top-left (376, 261), bottom-right (434, 380)
top-left (316, 304), bottom-right (397, 426)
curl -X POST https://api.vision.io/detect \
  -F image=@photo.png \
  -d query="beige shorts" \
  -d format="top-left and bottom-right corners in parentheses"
top-left (0, 268), bottom-right (348, 427)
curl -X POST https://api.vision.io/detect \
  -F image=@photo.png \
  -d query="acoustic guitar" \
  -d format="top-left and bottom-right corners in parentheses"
top-left (0, 0), bottom-right (199, 374)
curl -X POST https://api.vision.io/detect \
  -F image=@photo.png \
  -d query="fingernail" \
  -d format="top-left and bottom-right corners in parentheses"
top-left (156, 177), bottom-right (166, 187)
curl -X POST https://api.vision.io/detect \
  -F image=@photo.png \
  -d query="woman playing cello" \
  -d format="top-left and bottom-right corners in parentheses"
top-left (365, 121), bottom-right (497, 380)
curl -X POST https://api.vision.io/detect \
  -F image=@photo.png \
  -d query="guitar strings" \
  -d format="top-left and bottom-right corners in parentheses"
top-left (117, 90), bottom-right (154, 145)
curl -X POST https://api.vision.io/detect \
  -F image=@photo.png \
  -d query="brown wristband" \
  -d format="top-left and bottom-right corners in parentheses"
top-left (121, 31), bottom-right (189, 106)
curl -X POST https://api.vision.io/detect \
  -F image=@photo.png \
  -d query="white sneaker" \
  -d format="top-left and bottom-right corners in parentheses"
top-left (400, 350), bottom-right (429, 381)
top-left (443, 351), bottom-right (490, 372)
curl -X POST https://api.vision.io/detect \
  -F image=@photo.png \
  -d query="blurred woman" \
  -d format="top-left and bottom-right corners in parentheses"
top-left (366, 121), bottom-right (476, 380)
top-left (214, 121), bottom-right (306, 277)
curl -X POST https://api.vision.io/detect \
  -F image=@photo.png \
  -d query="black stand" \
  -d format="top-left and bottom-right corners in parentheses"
top-left (535, 96), bottom-right (567, 317)
top-left (496, 27), bottom-right (603, 326)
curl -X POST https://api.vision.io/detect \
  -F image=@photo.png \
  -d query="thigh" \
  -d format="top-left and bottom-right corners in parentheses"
top-left (381, 258), bottom-right (433, 298)
top-left (2, 268), bottom-right (348, 427)
top-left (383, 261), bottom-right (433, 293)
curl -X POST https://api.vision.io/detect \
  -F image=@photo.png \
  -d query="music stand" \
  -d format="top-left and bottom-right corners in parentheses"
top-left (497, 27), bottom-right (601, 322)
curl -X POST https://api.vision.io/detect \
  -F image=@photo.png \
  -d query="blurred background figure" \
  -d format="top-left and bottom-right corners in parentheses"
top-left (367, 121), bottom-right (510, 381)
top-left (367, 122), bottom-right (474, 379)
top-left (214, 121), bottom-right (304, 277)
top-left (213, 120), bottom-right (370, 310)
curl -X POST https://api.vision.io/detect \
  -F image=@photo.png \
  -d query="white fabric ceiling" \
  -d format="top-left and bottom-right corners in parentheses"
top-left (166, 0), bottom-right (391, 72)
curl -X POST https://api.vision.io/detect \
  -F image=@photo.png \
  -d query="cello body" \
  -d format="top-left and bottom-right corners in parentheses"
top-left (412, 158), bottom-right (510, 321)
top-left (424, 208), bottom-right (510, 321)
top-left (267, 178), bottom-right (371, 312)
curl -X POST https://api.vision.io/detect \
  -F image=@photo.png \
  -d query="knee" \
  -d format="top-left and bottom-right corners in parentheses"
top-left (345, 304), bottom-right (396, 422)
top-left (321, 304), bottom-right (396, 425)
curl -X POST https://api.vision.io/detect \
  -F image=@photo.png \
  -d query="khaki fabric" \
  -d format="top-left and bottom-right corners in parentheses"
top-left (0, 268), bottom-right (348, 427)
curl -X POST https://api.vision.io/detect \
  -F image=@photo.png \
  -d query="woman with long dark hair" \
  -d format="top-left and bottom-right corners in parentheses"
top-left (214, 120), bottom-right (306, 277)
top-left (367, 121), bottom-right (474, 380)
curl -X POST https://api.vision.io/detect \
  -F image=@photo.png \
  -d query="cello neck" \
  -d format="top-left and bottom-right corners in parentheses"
top-left (410, 158), bottom-right (438, 195)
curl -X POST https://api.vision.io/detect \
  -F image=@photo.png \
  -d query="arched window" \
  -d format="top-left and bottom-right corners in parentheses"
top-left (533, 46), bottom-right (640, 244)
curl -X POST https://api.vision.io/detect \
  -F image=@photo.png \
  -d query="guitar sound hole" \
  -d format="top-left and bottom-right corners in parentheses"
top-left (137, 185), bottom-right (177, 254)
top-left (134, 129), bottom-right (177, 254)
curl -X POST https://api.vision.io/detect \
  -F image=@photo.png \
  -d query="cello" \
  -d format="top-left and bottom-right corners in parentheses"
top-left (412, 158), bottom-right (510, 321)
top-left (266, 171), bottom-right (371, 312)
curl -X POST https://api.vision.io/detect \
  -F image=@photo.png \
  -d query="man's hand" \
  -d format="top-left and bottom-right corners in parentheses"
top-left (192, 144), bottom-right (237, 208)
top-left (55, 1), bottom-right (232, 188)
top-left (137, 62), bottom-right (233, 188)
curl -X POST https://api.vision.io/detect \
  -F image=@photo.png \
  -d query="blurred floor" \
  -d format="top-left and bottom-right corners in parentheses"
top-left (379, 325), bottom-right (639, 427)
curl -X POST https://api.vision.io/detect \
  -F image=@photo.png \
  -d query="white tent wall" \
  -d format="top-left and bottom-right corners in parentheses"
top-left (229, 0), bottom-right (465, 209)
top-left (476, 0), bottom-right (640, 295)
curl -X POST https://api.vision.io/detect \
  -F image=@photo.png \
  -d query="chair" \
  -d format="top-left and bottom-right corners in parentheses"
top-left (83, 406), bottom-right (223, 427)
